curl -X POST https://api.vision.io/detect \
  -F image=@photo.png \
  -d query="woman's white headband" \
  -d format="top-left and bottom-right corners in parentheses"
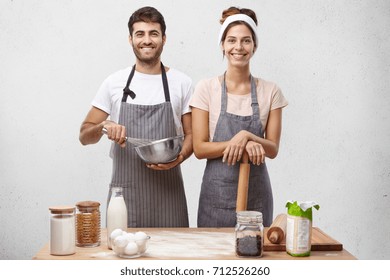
top-left (217, 14), bottom-right (258, 46)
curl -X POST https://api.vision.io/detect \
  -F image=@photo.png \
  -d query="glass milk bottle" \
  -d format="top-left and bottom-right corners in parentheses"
top-left (49, 206), bottom-right (76, 255)
top-left (106, 186), bottom-right (127, 249)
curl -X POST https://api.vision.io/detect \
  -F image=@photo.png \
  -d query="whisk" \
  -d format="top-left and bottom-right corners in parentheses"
top-left (102, 128), bottom-right (153, 146)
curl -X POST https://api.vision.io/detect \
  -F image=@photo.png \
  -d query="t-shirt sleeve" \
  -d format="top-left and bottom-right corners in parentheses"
top-left (91, 76), bottom-right (112, 115)
top-left (271, 85), bottom-right (288, 110)
top-left (181, 78), bottom-right (194, 115)
top-left (189, 79), bottom-right (210, 112)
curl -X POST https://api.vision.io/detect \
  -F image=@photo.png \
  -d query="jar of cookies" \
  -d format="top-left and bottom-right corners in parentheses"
top-left (75, 201), bottom-right (101, 247)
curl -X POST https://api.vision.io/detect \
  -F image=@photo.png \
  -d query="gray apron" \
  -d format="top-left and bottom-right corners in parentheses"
top-left (197, 75), bottom-right (273, 227)
top-left (108, 63), bottom-right (189, 228)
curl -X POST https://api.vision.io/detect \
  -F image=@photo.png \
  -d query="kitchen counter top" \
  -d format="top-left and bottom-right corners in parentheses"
top-left (33, 227), bottom-right (356, 260)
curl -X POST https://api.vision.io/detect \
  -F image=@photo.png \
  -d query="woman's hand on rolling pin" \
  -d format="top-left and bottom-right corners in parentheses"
top-left (102, 120), bottom-right (126, 147)
top-left (222, 130), bottom-right (249, 165)
top-left (245, 141), bottom-right (265, 165)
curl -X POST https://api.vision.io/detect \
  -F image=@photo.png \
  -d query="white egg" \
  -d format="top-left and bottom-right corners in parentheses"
top-left (112, 235), bottom-right (128, 255)
top-left (124, 232), bottom-right (135, 242)
top-left (134, 232), bottom-right (148, 253)
top-left (124, 241), bottom-right (138, 255)
top-left (134, 231), bottom-right (147, 240)
top-left (114, 235), bottom-right (129, 248)
top-left (110, 228), bottom-right (124, 241)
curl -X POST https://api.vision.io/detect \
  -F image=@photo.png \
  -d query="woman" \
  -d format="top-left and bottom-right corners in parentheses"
top-left (190, 7), bottom-right (288, 227)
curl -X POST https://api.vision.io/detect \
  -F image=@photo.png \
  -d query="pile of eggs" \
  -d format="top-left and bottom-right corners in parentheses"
top-left (110, 228), bottom-right (150, 257)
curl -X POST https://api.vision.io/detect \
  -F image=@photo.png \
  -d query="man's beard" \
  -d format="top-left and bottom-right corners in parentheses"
top-left (132, 42), bottom-right (164, 66)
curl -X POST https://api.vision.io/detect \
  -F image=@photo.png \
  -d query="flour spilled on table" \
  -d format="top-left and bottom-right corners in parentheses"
top-left (146, 231), bottom-right (235, 258)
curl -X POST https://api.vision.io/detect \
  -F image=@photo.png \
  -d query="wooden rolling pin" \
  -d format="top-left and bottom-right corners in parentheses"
top-left (267, 214), bottom-right (287, 244)
top-left (236, 152), bottom-right (250, 212)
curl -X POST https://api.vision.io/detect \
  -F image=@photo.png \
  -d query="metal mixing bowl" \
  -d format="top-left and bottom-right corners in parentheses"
top-left (134, 135), bottom-right (184, 164)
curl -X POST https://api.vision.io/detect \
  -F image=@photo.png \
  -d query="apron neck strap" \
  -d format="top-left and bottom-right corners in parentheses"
top-left (221, 73), bottom-right (260, 116)
top-left (160, 63), bottom-right (170, 102)
top-left (122, 62), bottom-right (170, 103)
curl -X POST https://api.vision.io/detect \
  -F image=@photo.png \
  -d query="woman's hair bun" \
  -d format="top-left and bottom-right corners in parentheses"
top-left (220, 6), bottom-right (258, 25)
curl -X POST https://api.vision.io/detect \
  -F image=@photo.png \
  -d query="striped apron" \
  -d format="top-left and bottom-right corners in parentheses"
top-left (108, 63), bottom-right (189, 228)
top-left (197, 75), bottom-right (273, 227)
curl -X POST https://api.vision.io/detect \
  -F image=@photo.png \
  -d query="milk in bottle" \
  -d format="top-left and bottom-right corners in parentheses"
top-left (107, 187), bottom-right (127, 249)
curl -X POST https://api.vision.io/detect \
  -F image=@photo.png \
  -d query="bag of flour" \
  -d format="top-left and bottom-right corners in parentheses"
top-left (285, 201), bottom-right (320, 257)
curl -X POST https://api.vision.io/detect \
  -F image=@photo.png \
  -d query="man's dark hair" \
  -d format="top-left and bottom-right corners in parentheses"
top-left (128, 6), bottom-right (166, 36)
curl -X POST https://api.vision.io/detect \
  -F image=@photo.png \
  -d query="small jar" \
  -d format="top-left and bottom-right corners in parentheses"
top-left (76, 201), bottom-right (101, 247)
top-left (49, 206), bottom-right (76, 255)
top-left (235, 211), bottom-right (263, 257)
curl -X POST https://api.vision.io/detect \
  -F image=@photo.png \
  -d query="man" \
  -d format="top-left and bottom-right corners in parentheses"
top-left (79, 6), bottom-right (192, 227)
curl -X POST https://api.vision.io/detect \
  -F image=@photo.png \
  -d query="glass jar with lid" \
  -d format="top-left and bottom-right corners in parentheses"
top-left (235, 211), bottom-right (263, 257)
top-left (76, 201), bottom-right (101, 247)
top-left (49, 206), bottom-right (76, 255)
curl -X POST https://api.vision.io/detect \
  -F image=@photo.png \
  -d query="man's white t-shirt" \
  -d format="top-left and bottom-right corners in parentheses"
top-left (92, 67), bottom-right (193, 135)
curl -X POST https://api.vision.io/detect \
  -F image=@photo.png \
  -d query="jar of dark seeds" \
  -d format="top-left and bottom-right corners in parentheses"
top-left (76, 201), bottom-right (101, 247)
top-left (235, 211), bottom-right (263, 257)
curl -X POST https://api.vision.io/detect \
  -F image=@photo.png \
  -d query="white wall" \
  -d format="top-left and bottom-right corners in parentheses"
top-left (1, 0), bottom-right (389, 260)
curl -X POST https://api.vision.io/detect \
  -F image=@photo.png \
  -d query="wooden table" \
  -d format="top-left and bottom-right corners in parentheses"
top-left (33, 227), bottom-right (356, 260)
